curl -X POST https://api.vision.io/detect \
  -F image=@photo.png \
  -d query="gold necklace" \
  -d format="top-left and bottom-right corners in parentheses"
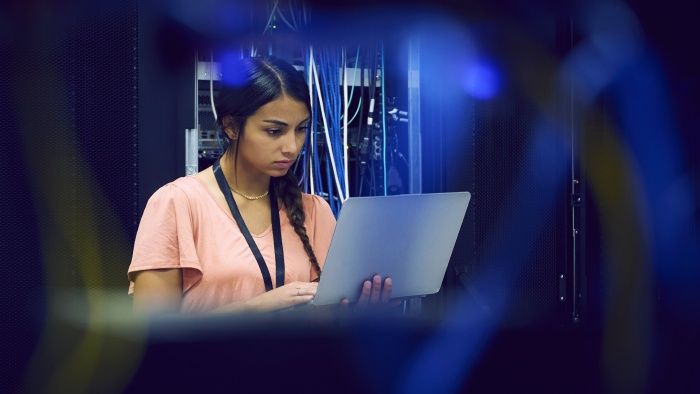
top-left (230, 186), bottom-right (268, 200)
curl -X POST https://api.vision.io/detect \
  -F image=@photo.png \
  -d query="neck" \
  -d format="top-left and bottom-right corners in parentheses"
top-left (219, 151), bottom-right (270, 197)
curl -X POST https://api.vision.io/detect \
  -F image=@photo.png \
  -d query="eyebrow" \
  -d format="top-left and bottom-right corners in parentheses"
top-left (262, 117), bottom-right (311, 127)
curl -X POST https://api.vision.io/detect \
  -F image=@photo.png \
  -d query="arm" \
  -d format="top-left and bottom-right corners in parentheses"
top-left (130, 184), bottom-right (193, 316)
top-left (133, 269), bottom-right (317, 315)
top-left (132, 269), bottom-right (183, 315)
top-left (212, 281), bottom-right (318, 313)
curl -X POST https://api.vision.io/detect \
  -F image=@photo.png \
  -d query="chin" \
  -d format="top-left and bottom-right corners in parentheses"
top-left (269, 168), bottom-right (291, 177)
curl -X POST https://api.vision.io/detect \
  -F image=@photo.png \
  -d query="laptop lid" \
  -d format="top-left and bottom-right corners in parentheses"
top-left (312, 192), bottom-right (471, 306)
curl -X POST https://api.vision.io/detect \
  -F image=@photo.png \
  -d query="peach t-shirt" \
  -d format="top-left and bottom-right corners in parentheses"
top-left (128, 176), bottom-right (336, 313)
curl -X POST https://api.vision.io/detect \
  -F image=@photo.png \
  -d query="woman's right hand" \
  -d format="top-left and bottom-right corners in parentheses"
top-left (242, 281), bottom-right (317, 312)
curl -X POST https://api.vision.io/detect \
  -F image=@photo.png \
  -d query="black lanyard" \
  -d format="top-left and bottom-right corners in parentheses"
top-left (213, 159), bottom-right (285, 291)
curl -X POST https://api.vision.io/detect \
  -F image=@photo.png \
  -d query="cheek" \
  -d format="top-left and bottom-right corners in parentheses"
top-left (295, 133), bottom-right (307, 151)
top-left (240, 139), bottom-right (266, 159)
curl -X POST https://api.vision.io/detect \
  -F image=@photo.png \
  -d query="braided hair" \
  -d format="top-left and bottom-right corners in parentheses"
top-left (215, 56), bottom-right (321, 276)
top-left (272, 171), bottom-right (322, 275)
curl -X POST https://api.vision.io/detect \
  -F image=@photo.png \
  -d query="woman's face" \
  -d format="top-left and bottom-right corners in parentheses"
top-left (229, 95), bottom-right (310, 179)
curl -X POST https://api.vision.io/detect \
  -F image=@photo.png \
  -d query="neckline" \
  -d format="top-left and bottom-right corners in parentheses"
top-left (211, 157), bottom-right (286, 292)
top-left (190, 173), bottom-right (284, 238)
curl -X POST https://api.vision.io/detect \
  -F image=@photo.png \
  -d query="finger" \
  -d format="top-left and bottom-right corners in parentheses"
top-left (291, 295), bottom-right (314, 305)
top-left (369, 275), bottom-right (382, 304)
top-left (357, 280), bottom-right (372, 306)
top-left (305, 286), bottom-right (317, 297)
top-left (380, 277), bottom-right (393, 303)
top-left (294, 283), bottom-right (317, 297)
top-left (341, 299), bottom-right (350, 307)
top-left (284, 291), bottom-right (314, 307)
top-left (306, 283), bottom-right (318, 293)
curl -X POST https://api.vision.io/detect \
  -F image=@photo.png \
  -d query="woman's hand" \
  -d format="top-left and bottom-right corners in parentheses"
top-left (341, 275), bottom-right (402, 309)
top-left (242, 281), bottom-right (317, 312)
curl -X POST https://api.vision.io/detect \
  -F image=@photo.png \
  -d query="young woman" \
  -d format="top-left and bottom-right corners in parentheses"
top-left (128, 56), bottom-right (393, 314)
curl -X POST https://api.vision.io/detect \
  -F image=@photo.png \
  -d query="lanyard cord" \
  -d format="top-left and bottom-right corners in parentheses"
top-left (213, 159), bottom-right (285, 291)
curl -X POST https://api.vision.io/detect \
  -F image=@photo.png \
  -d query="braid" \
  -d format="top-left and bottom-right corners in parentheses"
top-left (273, 172), bottom-right (322, 276)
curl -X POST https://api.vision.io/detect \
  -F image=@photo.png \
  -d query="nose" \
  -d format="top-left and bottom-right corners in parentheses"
top-left (280, 131), bottom-right (298, 155)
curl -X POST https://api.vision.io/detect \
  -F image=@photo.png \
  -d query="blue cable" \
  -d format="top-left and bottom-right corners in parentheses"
top-left (381, 41), bottom-right (388, 196)
top-left (336, 51), bottom-right (346, 196)
top-left (308, 49), bottom-right (324, 199)
top-left (333, 50), bottom-right (344, 209)
top-left (299, 137), bottom-right (307, 191)
top-left (348, 45), bottom-right (360, 111)
top-left (317, 54), bottom-right (327, 202)
top-left (303, 48), bottom-right (309, 193)
top-left (307, 46), bottom-right (363, 215)
top-left (319, 47), bottom-right (346, 204)
top-left (321, 49), bottom-right (337, 213)
top-left (313, 122), bottom-right (323, 198)
top-left (325, 152), bottom-right (336, 215)
top-left (338, 45), bottom-right (362, 126)
top-left (341, 97), bottom-right (362, 126)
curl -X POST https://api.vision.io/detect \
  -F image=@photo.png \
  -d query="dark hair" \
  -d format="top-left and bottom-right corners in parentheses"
top-left (215, 56), bottom-right (321, 276)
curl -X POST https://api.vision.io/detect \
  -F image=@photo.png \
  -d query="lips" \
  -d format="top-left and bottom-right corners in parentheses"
top-left (274, 160), bottom-right (294, 169)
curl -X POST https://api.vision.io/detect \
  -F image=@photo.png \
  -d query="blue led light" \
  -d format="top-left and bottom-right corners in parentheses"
top-left (218, 50), bottom-right (248, 87)
top-left (462, 60), bottom-right (501, 100)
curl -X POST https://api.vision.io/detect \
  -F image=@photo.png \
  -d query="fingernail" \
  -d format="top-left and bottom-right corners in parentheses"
top-left (386, 278), bottom-right (392, 285)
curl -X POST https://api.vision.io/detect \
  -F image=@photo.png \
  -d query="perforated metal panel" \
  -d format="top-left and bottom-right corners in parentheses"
top-left (70, 2), bottom-right (140, 288)
top-left (471, 92), bottom-right (567, 328)
top-left (420, 21), bottom-right (569, 328)
top-left (1, 2), bottom-right (138, 391)
top-left (1, 41), bottom-right (46, 393)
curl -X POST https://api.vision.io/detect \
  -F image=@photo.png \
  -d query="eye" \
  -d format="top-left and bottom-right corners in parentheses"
top-left (266, 129), bottom-right (282, 136)
top-left (296, 125), bottom-right (309, 133)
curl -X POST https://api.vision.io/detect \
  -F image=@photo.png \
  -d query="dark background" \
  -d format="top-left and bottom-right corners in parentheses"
top-left (2, 0), bottom-right (698, 392)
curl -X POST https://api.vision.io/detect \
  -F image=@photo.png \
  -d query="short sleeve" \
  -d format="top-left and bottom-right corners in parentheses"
top-left (127, 183), bottom-right (203, 294)
top-left (305, 194), bottom-right (336, 281)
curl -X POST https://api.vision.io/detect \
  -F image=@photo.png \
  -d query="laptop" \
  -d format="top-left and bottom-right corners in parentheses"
top-left (311, 192), bottom-right (471, 306)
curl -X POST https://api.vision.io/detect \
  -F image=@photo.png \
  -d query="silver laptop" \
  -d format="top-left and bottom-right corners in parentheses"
top-left (312, 192), bottom-right (471, 306)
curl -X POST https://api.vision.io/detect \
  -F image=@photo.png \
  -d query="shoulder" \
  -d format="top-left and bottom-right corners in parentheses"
top-left (301, 193), bottom-right (336, 225)
top-left (170, 175), bottom-right (203, 190)
top-left (139, 176), bottom-right (211, 230)
top-left (301, 193), bottom-right (329, 211)
top-left (146, 176), bottom-right (203, 207)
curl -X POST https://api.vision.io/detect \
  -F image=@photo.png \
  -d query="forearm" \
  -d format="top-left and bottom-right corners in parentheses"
top-left (210, 298), bottom-right (263, 314)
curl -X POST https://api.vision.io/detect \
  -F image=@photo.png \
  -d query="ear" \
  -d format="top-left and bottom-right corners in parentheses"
top-left (222, 115), bottom-right (239, 140)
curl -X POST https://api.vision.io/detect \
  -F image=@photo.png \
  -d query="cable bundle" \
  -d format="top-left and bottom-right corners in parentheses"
top-left (305, 46), bottom-right (348, 216)
top-left (302, 42), bottom-right (389, 214)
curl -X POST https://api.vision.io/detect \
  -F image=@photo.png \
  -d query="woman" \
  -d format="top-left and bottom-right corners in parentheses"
top-left (128, 56), bottom-right (393, 314)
